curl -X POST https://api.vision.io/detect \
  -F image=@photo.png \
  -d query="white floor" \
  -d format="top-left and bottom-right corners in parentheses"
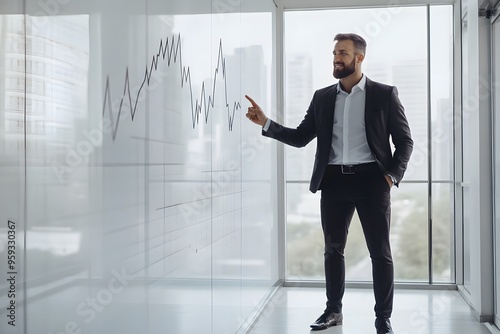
top-left (248, 287), bottom-right (498, 334)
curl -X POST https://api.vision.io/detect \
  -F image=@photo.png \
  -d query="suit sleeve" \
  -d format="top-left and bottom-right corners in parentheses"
top-left (262, 93), bottom-right (318, 148)
top-left (387, 87), bottom-right (413, 185)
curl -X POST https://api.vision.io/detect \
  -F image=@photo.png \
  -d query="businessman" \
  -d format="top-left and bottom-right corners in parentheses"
top-left (245, 33), bottom-right (413, 334)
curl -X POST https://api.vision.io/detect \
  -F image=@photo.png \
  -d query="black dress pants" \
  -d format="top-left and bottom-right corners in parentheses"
top-left (320, 164), bottom-right (393, 319)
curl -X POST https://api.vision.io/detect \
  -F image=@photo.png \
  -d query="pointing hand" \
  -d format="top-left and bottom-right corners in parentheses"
top-left (245, 95), bottom-right (268, 127)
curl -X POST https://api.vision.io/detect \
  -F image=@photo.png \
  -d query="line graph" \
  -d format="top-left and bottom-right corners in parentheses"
top-left (102, 34), bottom-right (241, 140)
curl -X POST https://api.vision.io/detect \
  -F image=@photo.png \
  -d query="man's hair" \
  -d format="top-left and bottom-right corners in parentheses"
top-left (334, 33), bottom-right (367, 55)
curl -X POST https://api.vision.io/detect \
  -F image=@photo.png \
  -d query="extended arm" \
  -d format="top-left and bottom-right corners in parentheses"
top-left (245, 95), bottom-right (317, 148)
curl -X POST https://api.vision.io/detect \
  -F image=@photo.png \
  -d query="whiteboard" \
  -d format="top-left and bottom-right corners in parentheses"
top-left (0, 0), bottom-right (278, 333)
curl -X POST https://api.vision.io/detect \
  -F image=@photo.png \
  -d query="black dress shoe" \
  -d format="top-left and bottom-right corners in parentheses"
top-left (375, 317), bottom-right (394, 334)
top-left (310, 310), bottom-right (343, 331)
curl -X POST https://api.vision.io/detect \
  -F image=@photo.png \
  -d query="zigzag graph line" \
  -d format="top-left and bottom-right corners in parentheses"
top-left (102, 34), bottom-right (241, 140)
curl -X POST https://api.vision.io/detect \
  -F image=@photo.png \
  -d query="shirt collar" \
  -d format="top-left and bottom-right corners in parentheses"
top-left (336, 74), bottom-right (366, 93)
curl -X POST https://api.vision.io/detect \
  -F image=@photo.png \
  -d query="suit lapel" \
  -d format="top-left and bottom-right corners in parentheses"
top-left (364, 77), bottom-right (375, 126)
top-left (321, 84), bottom-right (337, 135)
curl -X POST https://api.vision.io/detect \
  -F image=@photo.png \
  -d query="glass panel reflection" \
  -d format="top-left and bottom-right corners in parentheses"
top-left (0, 1), bottom-right (278, 333)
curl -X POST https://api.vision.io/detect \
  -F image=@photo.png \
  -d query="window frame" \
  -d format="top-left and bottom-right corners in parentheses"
top-left (277, 2), bottom-right (459, 287)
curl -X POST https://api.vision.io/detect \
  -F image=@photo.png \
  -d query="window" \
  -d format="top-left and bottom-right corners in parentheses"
top-left (284, 5), bottom-right (454, 284)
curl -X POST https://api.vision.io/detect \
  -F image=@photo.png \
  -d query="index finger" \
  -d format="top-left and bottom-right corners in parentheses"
top-left (245, 95), bottom-right (260, 108)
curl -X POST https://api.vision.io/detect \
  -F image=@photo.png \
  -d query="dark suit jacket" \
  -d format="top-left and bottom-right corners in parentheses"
top-left (263, 77), bottom-right (413, 193)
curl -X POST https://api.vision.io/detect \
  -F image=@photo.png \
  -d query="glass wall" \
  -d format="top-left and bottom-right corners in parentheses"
top-left (284, 5), bottom-right (455, 283)
top-left (0, 1), bottom-right (278, 334)
top-left (461, 1), bottom-right (472, 292)
top-left (493, 11), bottom-right (500, 329)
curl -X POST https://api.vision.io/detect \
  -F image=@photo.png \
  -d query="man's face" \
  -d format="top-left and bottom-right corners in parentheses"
top-left (332, 40), bottom-right (361, 79)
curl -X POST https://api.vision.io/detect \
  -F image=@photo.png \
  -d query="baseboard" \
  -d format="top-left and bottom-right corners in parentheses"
top-left (457, 285), bottom-right (494, 323)
top-left (284, 280), bottom-right (458, 290)
top-left (485, 322), bottom-right (500, 334)
top-left (241, 279), bottom-right (284, 334)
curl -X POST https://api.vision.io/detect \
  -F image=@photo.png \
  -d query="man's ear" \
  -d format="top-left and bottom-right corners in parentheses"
top-left (356, 53), bottom-right (365, 64)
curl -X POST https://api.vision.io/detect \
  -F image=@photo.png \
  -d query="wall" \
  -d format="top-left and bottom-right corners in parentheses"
top-left (0, 0), bottom-right (279, 333)
top-left (493, 7), bottom-right (500, 329)
top-left (460, 0), bottom-right (494, 322)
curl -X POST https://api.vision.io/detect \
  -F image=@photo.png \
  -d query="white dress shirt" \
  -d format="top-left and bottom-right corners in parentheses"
top-left (328, 75), bottom-right (375, 165)
top-left (262, 74), bottom-right (375, 165)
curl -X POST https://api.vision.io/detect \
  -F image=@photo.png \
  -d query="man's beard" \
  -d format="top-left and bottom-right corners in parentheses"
top-left (333, 57), bottom-right (356, 79)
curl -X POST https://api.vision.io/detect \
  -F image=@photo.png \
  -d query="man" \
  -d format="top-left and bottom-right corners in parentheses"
top-left (245, 33), bottom-right (413, 334)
